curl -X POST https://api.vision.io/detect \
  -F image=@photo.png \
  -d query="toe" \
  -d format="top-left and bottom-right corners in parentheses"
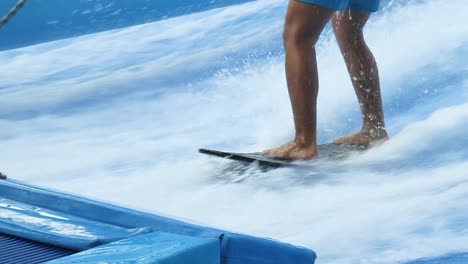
top-left (334, 137), bottom-right (346, 144)
top-left (263, 149), bottom-right (274, 157)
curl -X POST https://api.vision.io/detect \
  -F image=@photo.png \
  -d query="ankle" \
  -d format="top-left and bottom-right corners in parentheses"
top-left (294, 134), bottom-right (316, 148)
top-left (363, 120), bottom-right (385, 130)
top-left (361, 123), bottom-right (388, 139)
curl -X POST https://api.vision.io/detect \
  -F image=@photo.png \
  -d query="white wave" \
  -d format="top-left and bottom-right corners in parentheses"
top-left (1, 0), bottom-right (467, 263)
top-left (348, 103), bottom-right (468, 164)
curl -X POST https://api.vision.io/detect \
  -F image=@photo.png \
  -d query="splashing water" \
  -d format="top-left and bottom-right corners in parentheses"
top-left (0, 0), bottom-right (467, 263)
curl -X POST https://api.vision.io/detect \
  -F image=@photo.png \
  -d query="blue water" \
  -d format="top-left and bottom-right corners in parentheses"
top-left (1, 0), bottom-right (467, 263)
top-left (0, 0), bottom-right (253, 51)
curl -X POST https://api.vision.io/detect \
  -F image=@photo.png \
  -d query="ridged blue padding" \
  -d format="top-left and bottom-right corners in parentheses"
top-left (47, 232), bottom-right (220, 264)
top-left (0, 180), bottom-right (317, 264)
top-left (0, 232), bottom-right (76, 264)
top-left (0, 197), bottom-right (152, 251)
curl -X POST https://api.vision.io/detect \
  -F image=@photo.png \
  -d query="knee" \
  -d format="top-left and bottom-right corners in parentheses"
top-left (283, 22), bottom-right (318, 48)
top-left (334, 28), bottom-right (365, 51)
top-left (332, 14), bottom-right (367, 48)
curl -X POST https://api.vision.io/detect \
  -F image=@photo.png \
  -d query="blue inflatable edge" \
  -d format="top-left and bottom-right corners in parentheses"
top-left (46, 232), bottom-right (221, 264)
top-left (0, 179), bottom-right (316, 264)
top-left (0, 196), bottom-right (153, 251)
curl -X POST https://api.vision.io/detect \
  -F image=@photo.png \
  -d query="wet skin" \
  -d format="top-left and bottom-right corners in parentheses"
top-left (264, 1), bottom-right (388, 161)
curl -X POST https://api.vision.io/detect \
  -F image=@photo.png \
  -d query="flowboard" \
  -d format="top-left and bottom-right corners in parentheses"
top-left (199, 143), bottom-right (367, 168)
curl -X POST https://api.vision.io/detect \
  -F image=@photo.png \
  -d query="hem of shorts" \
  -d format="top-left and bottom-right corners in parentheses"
top-left (294, 0), bottom-right (345, 11)
top-left (348, 3), bottom-right (380, 12)
top-left (294, 0), bottom-right (379, 12)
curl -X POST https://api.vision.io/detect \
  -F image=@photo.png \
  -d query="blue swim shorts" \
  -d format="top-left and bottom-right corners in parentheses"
top-left (296, 0), bottom-right (381, 12)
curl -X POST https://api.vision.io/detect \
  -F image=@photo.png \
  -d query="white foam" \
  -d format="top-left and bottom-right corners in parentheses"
top-left (1, 0), bottom-right (467, 263)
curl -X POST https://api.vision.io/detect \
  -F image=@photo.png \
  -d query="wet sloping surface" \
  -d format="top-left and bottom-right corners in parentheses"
top-left (0, 197), bottom-right (151, 251)
top-left (0, 0), bottom-right (467, 263)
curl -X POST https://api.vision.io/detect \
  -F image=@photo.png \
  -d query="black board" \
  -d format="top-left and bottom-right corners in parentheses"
top-left (199, 143), bottom-right (367, 169)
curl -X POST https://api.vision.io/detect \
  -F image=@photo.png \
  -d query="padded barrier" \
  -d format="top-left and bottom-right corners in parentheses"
top-left (47, 232), bottom-right (220, 264)
top-left (0, 180), bottom-right (317, 264)
top-left (0, 232), bottom-right (76, 264)
top-left (0, 197), bottom-right (151, 251)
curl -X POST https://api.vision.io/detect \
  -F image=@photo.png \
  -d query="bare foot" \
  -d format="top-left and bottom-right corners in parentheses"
top-left (0, 172), bottom-right (7, 180)
top-left (335, 128), bottom-right (389, 146)
top-left (264, 141), bottom-right (318, 160)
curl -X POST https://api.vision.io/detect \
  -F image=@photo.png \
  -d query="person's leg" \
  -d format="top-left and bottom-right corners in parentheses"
top-left (332, 10), bottom-right (388, 145)
top-left (264, 0), bottom-right (333, 160)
